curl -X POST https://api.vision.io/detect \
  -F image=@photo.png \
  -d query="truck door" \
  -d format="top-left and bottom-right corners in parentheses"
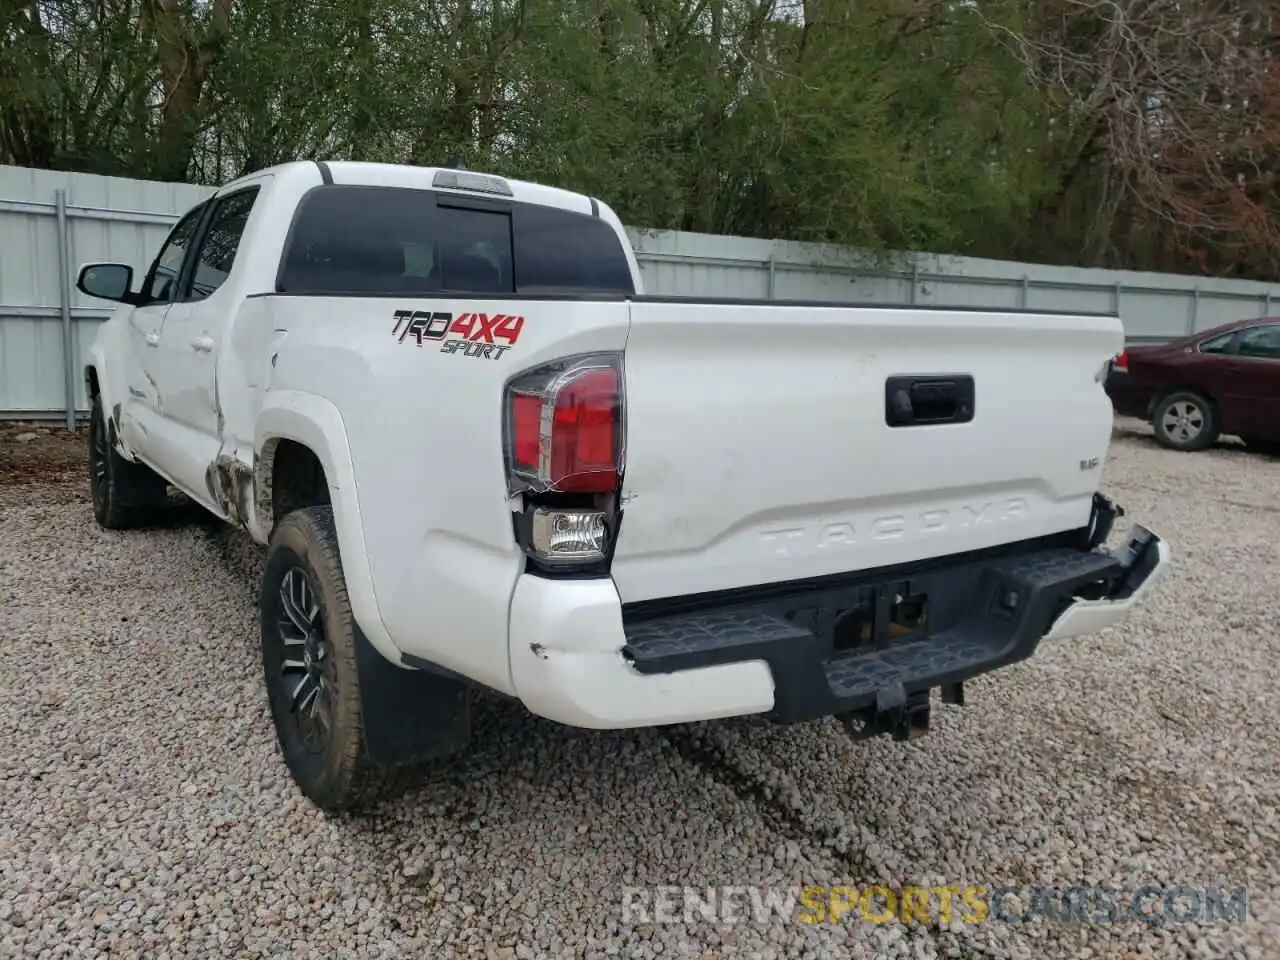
top-left (148, 186), bottom-right (262, 502)
top-left (116, 203), bottom-right (207, 455)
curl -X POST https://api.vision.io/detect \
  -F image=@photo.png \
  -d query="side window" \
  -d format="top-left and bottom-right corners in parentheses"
top-left (1197, 332), bottom-right (1235, 354)
top-left (185, 188), bottom-right (260, 301)
top-left (142, 204), bottom-right (205, 304)
top-left (1236, 325), bottom-right (1280, 360)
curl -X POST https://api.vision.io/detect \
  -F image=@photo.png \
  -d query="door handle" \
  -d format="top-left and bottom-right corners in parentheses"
top-left (190, 335), bottom-right (214, 353)
top-left (145, 333), bottom-right (160, 348)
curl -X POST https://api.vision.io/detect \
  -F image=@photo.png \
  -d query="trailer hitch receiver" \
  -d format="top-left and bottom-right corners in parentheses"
top-left (838, 681), bottom-right (960, 742)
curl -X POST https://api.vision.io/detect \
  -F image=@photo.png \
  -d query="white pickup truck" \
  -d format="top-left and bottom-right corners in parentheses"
top-left (79, 160), bottom-right (1170, 812)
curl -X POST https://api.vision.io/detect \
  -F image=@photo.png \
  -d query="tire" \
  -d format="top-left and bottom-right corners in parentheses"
top-left (260, 506), bottom-right (413, 813)
top-left (88, 395), bottom-right (170, 529)
top-left (1151, 391), bottom-right (1219, 452)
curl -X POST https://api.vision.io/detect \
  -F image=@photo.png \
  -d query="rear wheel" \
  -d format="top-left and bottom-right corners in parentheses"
top-left (261, 506), bottom-right (414, 812)
top-left (1151, 391), bottom-right (1219, 452)
top-left (88, 395), bottom-right (170, 529)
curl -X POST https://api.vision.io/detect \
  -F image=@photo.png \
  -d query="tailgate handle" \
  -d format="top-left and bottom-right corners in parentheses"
top-left (885, 375), bottom-right (975, 427)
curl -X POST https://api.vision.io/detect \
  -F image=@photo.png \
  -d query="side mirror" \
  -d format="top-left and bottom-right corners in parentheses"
top-left (77, 263), bottom-right (136, 303)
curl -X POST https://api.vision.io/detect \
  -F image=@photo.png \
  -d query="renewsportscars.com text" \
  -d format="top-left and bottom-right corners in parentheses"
top-left (620, 884), bottom-right (1249, 928)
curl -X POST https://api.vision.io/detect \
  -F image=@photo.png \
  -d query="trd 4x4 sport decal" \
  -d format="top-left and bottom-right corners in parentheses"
top-left (391, 309), bottom-right (524, 361)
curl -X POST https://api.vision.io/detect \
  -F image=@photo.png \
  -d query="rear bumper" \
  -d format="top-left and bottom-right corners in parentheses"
top-left (508, 576), bottom-right (776, 728)
top-left (508, 525), bottom-right (1170, 731)
top-left (1104, 370), bottom-right (1155, 420)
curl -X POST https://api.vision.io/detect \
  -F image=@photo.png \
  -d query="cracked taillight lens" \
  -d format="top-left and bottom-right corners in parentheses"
top-left (504, 353), bottom-right (625, 495)
top-left (504, 353), bottom-right (625, 572)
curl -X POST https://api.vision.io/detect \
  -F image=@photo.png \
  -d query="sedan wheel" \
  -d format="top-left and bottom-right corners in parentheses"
top-left (1160, 400), bottom-right (1205, 445)
top-left (1151, 391), bottom-right (1219, 452)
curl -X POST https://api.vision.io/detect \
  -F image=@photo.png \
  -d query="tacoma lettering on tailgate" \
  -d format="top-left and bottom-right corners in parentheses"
top-left (760, 499), bottom-right (1028, 555)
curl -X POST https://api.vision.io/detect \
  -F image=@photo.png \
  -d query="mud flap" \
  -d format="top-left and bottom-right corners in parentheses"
top-left (352, 622), bottom-right (472, 766)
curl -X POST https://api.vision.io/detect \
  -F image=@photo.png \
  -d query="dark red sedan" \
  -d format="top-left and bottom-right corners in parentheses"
top-left (1105, 316), bottom-right (1280, 452)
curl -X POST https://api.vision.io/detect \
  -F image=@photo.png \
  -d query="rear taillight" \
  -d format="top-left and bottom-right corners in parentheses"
top-left (505, 354), bottom-right (624, 495)
top-left (510, 394), bottom-right (543, 470)
top-left (504, 353), bottom-right (625, 572)
top-left (1113, 351), bottom-right (1128, 371)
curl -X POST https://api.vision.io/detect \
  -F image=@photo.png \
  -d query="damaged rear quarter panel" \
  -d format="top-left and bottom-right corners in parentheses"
top-left (259, 295), bottom-right (630, 695)
top-left (215, 296), bottom-right (282, 541)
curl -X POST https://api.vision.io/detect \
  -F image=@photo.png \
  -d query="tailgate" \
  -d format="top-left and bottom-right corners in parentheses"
top-left (611, 301), bottom-right (1123, 604)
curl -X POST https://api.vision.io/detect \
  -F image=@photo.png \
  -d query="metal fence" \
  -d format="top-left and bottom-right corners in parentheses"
top-left (5, 163), bottom-right (1280, 425)
top-left (0, 166), bottom-right (213, 425)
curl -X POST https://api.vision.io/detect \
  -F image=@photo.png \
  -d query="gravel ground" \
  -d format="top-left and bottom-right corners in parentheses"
top-left (1, 419), bottom-right (1278, 959)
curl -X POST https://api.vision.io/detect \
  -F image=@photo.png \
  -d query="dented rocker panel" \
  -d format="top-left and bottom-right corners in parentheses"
top-left (205, 454), bottom-right (257, 529)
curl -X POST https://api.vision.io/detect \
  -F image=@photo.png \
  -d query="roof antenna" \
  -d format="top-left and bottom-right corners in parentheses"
top-left (445, 154), bottom-right (466, 170)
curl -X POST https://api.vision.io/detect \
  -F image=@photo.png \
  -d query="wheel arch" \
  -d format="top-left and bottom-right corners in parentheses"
top-left (256, 436), bottom-right (331, 533)
top-left (84, 348), bottom-right (118, 441)
top-left (83, 319), bottom-right (133, 448)
top-left (254, 391), bottom-right (405, 668)
top-left (1153, 383), bottom-right (1219, 406)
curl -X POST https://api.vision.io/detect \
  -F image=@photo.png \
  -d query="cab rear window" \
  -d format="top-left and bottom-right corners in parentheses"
top-left (276, 185), bottom-right (635, 297)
